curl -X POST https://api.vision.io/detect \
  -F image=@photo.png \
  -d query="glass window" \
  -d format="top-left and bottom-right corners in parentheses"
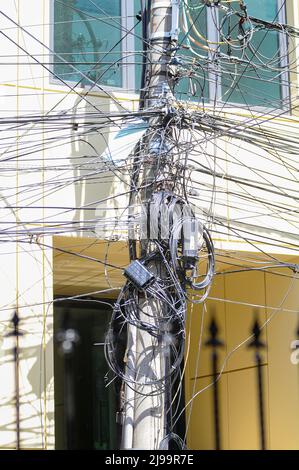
top-left (53, 0), bottom-right (287, 108)
top-left (219, 0), bottom-right (284, 107)
top-left (53, 0), bottom-right (122, 87)
top-left (132, 1), bottom-right (210, 101)
top-left (134, 0), bottom-right (143, 91)
top-left (175, 2), bottom-right (209, 103)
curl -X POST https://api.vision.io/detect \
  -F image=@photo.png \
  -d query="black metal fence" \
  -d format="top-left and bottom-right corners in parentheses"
top-left (6, 308), bottom-right (299, 450)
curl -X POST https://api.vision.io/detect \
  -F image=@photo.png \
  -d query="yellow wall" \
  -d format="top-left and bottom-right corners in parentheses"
top-left (186, 266), bottom-right (299, 450)
top-left (53, 237), bottom-right (299, 450)
top-left (1, 0), bottom-right (297, 448)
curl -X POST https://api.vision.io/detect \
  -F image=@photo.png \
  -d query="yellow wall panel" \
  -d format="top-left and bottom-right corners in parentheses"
top-left (186, 275), bottom-right (227, 379)
top-left (186, 374), bottom-right (229, 450)
top-left (224, 271), bottom-right (267, 371)
top-left (186, 263), bottom-right (299, 449)
top-left (227, 366), bottom-right (269, 450)
top-left (265, 272), bottom-right (299, 449)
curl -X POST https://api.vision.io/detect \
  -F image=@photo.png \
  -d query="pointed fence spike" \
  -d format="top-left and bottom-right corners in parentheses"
top-left (248, 312), bottom-right (267, 450)
top-left (9, 310), bottom-right (21, 450)
top-left (249, 317), bottom-right (265, 350)
top-left (205, 315), bottom-right (224, 451)
top-left (205, 316), bottom-right (224, 348)
top-left (55, 309), bottom-right (79, 450)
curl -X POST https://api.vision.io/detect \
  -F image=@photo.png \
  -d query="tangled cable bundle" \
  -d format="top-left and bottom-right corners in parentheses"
top-left (1, 0), bottom-right (299, 449)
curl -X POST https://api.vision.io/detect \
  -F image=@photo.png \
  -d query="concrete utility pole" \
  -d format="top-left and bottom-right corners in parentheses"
top-left (122, 0), bottom-right (180, 450)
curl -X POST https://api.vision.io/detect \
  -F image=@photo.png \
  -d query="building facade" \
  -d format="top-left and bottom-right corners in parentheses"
top-left (0, 0), bottom-right (299, 449)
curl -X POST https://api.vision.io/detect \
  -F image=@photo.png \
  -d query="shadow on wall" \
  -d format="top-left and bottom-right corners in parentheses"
top-left (0, 334), bottom-right (54, 449)
top-left (70, 93), bottom-right (128, 239)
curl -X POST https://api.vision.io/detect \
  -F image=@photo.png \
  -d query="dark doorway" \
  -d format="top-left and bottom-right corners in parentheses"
top-left (54, 298), bottom-right (119, 450)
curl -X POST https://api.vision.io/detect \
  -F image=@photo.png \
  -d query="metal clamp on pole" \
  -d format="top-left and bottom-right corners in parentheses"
top-left (171, 0), bottom-right (180, 40)
top-left (149, 0), bottom-right (180, 41)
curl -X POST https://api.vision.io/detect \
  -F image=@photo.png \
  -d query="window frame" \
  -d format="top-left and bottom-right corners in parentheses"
top-left (50, 0), bottom-right (290, 111)
top-left (206, 0), bottom-right (290, 111)
top-left (50, 0), bottom-right (137, 92)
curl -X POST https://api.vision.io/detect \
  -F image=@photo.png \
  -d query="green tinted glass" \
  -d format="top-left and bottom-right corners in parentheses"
top-left (220, 0), bottom-right (283, 107)
top-left (54, 0), bottom-right (122, 87)
top-left (133, 2), bottom-right (209, 100)
top-left (134, 0), bottom-right (143, 91)
top-left (175, 3), bottom-right (209, 102)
